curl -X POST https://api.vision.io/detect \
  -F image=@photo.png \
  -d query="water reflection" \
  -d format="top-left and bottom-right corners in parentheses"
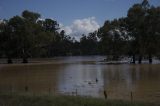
top-left (0, 64), bottom-right (61, 94)
top-left (58, 64), bottom-right (104, 97)
top-left (0, 56), bottom-right (160, 102)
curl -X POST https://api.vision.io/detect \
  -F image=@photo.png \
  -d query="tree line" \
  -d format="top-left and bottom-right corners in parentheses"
top-left (0, 0), bottom-right (160, 64)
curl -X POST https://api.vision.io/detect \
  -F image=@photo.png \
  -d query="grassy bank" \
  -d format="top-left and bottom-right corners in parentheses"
top-left (0, 94), bottom-right (159, 106)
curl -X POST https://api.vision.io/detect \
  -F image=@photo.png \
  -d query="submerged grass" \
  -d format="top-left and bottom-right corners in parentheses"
top-left (0, 93), bottom-right (159, 106)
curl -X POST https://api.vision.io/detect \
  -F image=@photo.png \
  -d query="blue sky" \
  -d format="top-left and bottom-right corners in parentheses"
top-left (0, 0), bottom-right (160, 39)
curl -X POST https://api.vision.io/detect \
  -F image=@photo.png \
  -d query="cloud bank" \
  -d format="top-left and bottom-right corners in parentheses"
top-left (60, 17), bottom-right (100, 40)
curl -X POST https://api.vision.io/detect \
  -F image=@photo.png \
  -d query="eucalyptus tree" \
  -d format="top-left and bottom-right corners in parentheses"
top-left (127, 0), bottom-right (160, 64)
top-left (79, 31), bottom-right (98, 55)
top-left (97, 18), bottom-right (129, 60)
top-left (20, 10), bottom-right (59, 61)
top-left (36, 18), bottom-right (59, 57)
top-left (127, 0), bottom-right (150, 64)
top-left (2, 10), bottom-right (59, 63)
top-left (145, 6), bottom-right (160, 63)
top-left (0, 20), bottom-right (6, 57)
top-left (20, 10), bottom-right (41, 63)
top-left (87, 31), bottom-right (98, 55)
top-left (0, 19), bottom-right (15, 63)
top-left (97, 20), bottom-right (112, 55)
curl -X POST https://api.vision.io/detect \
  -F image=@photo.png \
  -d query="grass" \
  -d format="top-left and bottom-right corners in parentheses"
top-left (0, 93), bottom-right (159, 106)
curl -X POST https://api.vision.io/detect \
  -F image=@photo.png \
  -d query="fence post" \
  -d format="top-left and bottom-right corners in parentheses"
top-left (25, 86), bottom-right (28, 92)
top-left (104, 90), bottom-right (107, 99)
top-left (131, 91), bottom-right (133, 102)
top-left (75, 89), bottom-right (77, 96)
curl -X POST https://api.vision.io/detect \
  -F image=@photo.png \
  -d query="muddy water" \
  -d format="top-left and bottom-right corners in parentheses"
top-left (0, 56), bottom-right (160, 102)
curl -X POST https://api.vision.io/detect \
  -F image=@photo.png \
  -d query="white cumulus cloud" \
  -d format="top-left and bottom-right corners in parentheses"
top-left (0, 19), bottom-right (5, 24)
top-left (60, 17), bottom-right (100, 40)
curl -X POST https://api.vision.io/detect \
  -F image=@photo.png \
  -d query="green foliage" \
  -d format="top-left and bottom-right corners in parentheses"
top-left (0, 10), bottom-right (57, 61)
top-left (80, 32), bottom-right (98, 55)
top-left (0, 0), bottom-right (160, 63)
top-left (97, 0), bottom-right (160, 62)
top-left (22, 10), bottom-right (40, 23)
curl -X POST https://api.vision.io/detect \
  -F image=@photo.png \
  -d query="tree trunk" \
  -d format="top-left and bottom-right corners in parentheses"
top-left (149, 54), bottom-right (152, 64)
top-left (138, 55), bottom-right (142, 64)
top-left (22, 49), bottom-right (28, 63)
top-left (7, 57), bottom-right (13, 64)
top-left (22, 57), bottom-right (28, 63)
top-left (132, 54), bottom-right (135, 64)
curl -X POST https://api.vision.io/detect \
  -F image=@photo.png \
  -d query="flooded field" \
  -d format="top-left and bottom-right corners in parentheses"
top-left (0, 56), bottom-right (160, 103)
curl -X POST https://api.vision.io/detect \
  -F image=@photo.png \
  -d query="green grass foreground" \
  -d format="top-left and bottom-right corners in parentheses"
top-left (0, 94), bottom-right (159, 106)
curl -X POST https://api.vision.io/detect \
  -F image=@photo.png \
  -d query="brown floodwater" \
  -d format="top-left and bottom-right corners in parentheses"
top-left (0, 56), bottom-right (160, 102)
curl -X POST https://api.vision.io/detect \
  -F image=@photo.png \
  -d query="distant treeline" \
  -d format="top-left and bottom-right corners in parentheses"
top-left (0, 0), bottom-right (160, 63)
